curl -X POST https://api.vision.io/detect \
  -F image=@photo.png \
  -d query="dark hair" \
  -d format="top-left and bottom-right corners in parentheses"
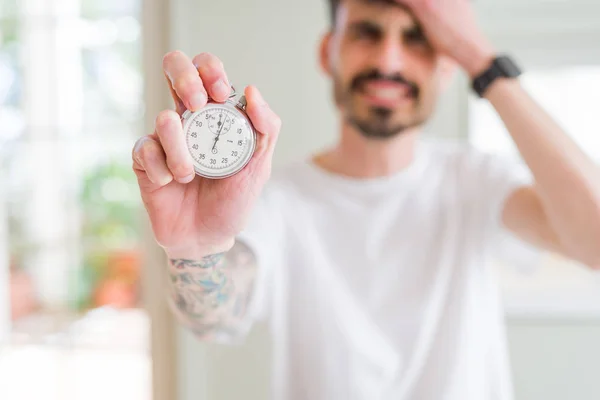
top-left (327, 0), bottom-right (404, 26)
top-left (327, 0), bottom-right (341, 25)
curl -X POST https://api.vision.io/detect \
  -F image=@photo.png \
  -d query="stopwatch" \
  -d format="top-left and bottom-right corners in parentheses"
top-left (181, 86), bottom-right (257, 179)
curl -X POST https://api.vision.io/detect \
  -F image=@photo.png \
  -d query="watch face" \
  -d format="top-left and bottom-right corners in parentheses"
top-left (183, 103), bottom-right (256, 179)
top-left (496, 56), bottom-right (522, 77)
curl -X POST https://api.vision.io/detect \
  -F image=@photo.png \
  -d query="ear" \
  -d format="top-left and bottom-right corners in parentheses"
top-left (438, 55), bottom-right (458, 92)
top-left (319, 31), bottom-right (334, 77)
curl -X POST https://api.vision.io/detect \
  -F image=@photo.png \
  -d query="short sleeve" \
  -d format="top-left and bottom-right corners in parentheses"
top-left (235, 182), bottom-right (285, 325)
top-left (481, 152), bottom-right (533, 230)
top-left (466, 147), bottom-right (544, 270)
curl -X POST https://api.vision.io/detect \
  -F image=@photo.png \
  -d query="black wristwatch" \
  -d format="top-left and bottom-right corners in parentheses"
top-left (472, 55), bottom-right (522, 97)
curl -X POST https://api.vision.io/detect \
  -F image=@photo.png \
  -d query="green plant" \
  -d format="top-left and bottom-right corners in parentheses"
top-left (73, 158), bottom-right (142, 311)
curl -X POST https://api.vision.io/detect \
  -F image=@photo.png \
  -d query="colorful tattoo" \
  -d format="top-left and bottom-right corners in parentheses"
top-left (167, 240), bottom-right (257, 340)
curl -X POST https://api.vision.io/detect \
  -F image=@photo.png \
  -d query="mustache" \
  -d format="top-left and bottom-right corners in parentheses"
top-left (350, 69), bottom-right (419, 98)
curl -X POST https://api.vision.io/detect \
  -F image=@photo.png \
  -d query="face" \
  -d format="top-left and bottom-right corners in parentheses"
top-left (324, 0), bottom-right (446, 139)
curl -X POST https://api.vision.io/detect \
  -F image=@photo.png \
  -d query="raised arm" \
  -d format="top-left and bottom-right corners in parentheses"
top-left (399, 0), bottom-right (600, 268)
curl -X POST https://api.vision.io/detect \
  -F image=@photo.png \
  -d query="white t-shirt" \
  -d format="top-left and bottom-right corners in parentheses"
top-left (236, 138), bottom-right (537, 400)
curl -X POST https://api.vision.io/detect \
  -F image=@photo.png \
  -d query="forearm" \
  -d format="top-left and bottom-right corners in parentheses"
top-left (166, 240), bottom-right (258, 342)
top-left (486, 78), bottom-right (600, 264)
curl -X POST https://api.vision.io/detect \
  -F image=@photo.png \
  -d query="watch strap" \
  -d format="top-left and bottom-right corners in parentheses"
top-left (472, 55), bottom-right (522, 97)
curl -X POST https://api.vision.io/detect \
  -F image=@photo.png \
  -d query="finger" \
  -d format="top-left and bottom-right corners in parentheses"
top-left (396, 0), bottom-right (422, 7)
top-left (394, 0), bottom-right (424, 13)
top-left (244, 85), bottom-right (281, 158)
top-left (132, 135), bottom-right (174, 187)
top-left (166, 81), bottom-right (187, 116)
top-left (155, 109), bottom-right (196, 184)
top-left (393, 0), bottom-right (412, 8)
top-left (163, 50), bottom-right (208, 112)
top-left (192, 52), bottom-right (231, 102)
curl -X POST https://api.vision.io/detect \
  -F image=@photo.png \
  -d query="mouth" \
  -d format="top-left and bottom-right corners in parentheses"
top-left (359, 80), bottom-right (416, 108)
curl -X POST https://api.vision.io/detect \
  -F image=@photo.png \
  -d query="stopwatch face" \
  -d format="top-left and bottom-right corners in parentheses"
top-left (183, 103), bottom-right (256, 179)
top-left (208, 112), bottom-right (233, 135)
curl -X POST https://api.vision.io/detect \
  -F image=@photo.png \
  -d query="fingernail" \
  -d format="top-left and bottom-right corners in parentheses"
top-left (179, 172), bottom-right (195, 184)
top-left (190, 92), bottom-right (207, 110)
top-left (212, 80), bottom-right (230, 99)
top-left (158, 173), bottom-right (174, 187)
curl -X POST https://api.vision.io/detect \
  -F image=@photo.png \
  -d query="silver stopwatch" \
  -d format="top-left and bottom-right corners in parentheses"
top-left (181, 86), bottom-right (257, 179)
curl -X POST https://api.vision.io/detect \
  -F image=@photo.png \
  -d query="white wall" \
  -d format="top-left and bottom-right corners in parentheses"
top-left (170, 0), bottom-right (336, 170)
top-left (171, 2), bottom-right (333, 398)
top-left (168, 1), bottom-right (600, 399)
top-left (508, 318), bottom-right (600, 400)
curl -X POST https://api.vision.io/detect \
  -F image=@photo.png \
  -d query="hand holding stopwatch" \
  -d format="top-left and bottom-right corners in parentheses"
top-left (132, 51), bottom-right (281, 258)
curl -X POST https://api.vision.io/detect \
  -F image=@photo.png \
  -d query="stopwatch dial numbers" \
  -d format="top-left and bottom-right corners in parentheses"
top-left (207, 111), bottom-right (232, 135)
top-left (186, 108), bottom-right (253, 175)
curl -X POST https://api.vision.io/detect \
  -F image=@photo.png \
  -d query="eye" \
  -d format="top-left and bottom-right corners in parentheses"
top-left (356, 28), bottom-right (378, 40)
top-left (404, 28), bottom-right (428, 46)
top-left (350, 23), bottom-right (381, 42)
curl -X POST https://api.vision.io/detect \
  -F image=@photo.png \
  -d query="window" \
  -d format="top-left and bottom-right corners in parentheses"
top-left (0, 0), bottom-right (150, 398)
top-left (470, 66), bottom-right (600, 162)
top-left (469, 66), bottom-right (600, 318)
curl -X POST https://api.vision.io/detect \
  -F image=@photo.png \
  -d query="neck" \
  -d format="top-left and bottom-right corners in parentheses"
top-left (313, 121), bottom-right (421, 179)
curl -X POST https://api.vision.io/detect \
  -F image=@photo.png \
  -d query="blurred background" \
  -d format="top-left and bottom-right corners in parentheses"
top-left (0, 0), bottom-right (150, 399)
top-left (1, 0), bottom-right (599, 400)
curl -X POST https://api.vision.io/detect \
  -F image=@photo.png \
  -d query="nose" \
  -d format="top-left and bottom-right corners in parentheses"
top-left (372, 36), bottom-right (405, 75)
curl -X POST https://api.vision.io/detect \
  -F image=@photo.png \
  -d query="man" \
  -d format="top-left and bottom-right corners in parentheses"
top-left (132, 0), bottom-right (600, 398)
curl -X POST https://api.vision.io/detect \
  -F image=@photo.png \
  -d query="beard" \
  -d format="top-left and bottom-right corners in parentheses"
top-left (334, 69), bottom-right (430, 139)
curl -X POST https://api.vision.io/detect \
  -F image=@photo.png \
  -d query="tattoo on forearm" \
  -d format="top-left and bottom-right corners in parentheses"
top-left (171, 253), bottom-right (225, 270)
top-left (167, 240), bottom-right (257, 340)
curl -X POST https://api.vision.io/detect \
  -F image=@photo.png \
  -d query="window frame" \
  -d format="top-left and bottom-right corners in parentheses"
top-left (140, 0), bottom-right (178, 399)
